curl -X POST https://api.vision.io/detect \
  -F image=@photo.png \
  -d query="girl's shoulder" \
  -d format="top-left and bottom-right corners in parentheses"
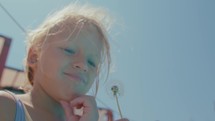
top-left (0, 90), bottom-right (16, 121)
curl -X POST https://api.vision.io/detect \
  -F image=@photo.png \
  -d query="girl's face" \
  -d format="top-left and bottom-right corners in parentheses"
top-left (34, 23), bottom-right (103, 101)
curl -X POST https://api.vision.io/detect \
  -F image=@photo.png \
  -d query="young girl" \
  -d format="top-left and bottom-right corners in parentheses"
top-left (0, 3), bottom-right (129, 121)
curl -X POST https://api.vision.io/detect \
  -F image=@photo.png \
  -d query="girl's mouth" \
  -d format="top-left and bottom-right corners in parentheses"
top-left (64, 72), bottom-right (86, 84)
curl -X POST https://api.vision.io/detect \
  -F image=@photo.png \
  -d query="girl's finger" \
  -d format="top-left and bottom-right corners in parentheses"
top-left (69, 96), bottom-right (99, 121)
top-left (60, 101), bottom-right (72, 114)
top-left (60, 100), bottom-right (80, 121)
top-left (70, 96), bottom-right (96, 109)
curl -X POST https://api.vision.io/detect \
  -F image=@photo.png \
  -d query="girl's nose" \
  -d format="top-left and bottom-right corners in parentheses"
top-left (73, 62), bottom-right (88, 72)
top-left (72, 56), bottom-right (88, 72)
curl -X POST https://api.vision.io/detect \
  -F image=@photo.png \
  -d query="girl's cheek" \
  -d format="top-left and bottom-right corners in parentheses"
top-left (90, 73), bottom-right (97, 83)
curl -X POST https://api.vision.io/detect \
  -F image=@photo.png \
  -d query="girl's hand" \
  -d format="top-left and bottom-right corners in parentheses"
top-left (115, 118), bottom-right (129, 121)
top-left (60, 95), bottom-right (99, 121)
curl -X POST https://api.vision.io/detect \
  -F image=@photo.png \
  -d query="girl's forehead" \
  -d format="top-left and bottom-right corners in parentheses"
top-left (48, 22), bottom-right (103, 44)
top-left (44, 23), bottom-right (104, 56)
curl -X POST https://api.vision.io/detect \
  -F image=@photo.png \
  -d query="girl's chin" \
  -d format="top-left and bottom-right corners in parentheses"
top-left (62, 91), bottom-right (83, 100)
top-left (54, 87), bottom-right (89, 102)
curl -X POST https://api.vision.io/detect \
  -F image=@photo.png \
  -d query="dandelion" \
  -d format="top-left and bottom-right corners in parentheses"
top-left (106, 80), bottom-right (124, 119)
top-left (111, 85), bottom-right (123, 118)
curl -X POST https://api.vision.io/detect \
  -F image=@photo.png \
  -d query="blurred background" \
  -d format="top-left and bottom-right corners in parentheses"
top-left (0, 0), bottom-right (215, 121)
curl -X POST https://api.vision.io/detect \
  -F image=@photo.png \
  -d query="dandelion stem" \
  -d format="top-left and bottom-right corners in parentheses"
top-left (115, 94), bottom-right (123, 118)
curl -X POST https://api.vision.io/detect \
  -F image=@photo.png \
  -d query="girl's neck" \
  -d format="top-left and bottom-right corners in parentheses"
top-left (21, 83), bottom-right (65, 120)
top-left (34, 85), bottom-right (63, 113)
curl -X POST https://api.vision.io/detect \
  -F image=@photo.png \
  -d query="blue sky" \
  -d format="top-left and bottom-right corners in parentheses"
top-left (0, 0), bottom-right (215, 121)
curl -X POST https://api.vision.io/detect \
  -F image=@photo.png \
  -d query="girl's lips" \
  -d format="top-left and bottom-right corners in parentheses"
top-left (64, 72), bottom-right (85, 83)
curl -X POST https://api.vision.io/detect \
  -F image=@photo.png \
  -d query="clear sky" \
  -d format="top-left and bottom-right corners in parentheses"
top-left (0, 0), bottom-right (215, 121)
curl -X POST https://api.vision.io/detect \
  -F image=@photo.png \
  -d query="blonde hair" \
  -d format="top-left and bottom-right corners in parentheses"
top-left (23, 3), bottom-right (113, 95)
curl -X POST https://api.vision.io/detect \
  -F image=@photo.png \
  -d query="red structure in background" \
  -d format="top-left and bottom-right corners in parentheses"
top-left (0, 35), bottom-right (11, 81)
top-left (98, 108), bottom-right (113, 121)
top-left (0, 34), bottom-right (114, 121)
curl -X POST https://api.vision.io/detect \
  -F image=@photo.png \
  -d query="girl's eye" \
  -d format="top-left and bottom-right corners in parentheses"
top-left (63, 48), bottom-right (75, 55)
top-left (88, 60), bottom-right (96, 67)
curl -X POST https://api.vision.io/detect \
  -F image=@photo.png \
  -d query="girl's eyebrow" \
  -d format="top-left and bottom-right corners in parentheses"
top-left (60, 41), bottom-right (73, 47)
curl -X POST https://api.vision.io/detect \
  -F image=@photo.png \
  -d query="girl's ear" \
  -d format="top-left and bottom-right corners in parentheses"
top-left (27, 48), bottom-right (39, 68)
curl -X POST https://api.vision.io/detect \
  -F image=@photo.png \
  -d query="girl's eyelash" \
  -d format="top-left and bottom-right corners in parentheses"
top-left (88, 60), bottom-right (96, 67)
top-left (63, 48), bottom-right (75, 54)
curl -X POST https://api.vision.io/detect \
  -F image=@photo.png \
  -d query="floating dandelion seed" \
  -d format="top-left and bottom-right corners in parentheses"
top-left (106, 80), bottom-right (124, 119)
